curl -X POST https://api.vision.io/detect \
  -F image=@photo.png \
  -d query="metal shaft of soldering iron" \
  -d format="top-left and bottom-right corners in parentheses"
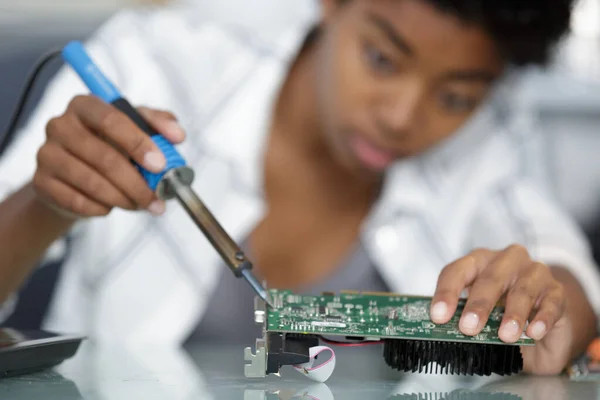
top-left (165, 171), bottom-right (274, 308)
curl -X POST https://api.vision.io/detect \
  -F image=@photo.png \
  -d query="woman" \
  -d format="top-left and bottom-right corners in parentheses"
top-left (0, 0), bottom-right (598, 375)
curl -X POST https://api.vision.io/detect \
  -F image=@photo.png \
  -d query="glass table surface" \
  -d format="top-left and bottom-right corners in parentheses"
top-left (0, 342), bottom-right (597, 400)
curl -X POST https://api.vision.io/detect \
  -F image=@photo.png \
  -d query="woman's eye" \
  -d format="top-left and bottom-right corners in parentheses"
top-left (438, 91), bottom-right (478, 113)
top-left (363, 43), bottom-right (396, 74)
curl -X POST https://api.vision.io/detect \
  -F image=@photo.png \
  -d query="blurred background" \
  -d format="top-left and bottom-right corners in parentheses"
top-left (0, 0), bottom-right (598, 250)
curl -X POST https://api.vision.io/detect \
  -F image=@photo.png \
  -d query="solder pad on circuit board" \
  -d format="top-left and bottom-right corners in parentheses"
top-left (266, 289), bottom-right (534, 346)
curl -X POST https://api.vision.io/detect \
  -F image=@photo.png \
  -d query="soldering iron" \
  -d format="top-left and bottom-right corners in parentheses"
top-left (0, 42), bottom-right (274, 308)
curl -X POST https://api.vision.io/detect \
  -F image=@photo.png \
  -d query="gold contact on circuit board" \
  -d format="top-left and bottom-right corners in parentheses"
top-left (334, 290), bottom-right (505, 308)
top-left (339, 290), bottom-right (430, 299)
top-left (339, 290), bottom-right (504, 306)
top-left (339, 290), bottom-right (399, 296)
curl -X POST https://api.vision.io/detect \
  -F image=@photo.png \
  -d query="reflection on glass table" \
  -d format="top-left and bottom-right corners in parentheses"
top-left (0, 342), bottom-right (597, 400)
top-left (244, 385), bottom-right (522, 400)
top-left (0, 370), bottom-right (82, 399)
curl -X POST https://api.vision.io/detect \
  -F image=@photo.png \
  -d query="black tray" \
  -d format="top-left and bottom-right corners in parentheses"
top-left (0, 328), bottom-right (84, 378)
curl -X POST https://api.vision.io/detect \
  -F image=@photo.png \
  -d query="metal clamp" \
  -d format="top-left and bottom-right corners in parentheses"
top-left (244, 338), bottom-right (267, 378)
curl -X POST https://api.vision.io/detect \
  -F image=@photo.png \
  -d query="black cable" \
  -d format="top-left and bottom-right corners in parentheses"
top-left (0, 50), bottom-right (62, 157)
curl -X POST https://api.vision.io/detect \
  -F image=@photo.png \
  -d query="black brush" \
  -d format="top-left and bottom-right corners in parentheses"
top-left (387, 392), bottom-right (522, 400)
top-left (383, 339), bottom-right (523, 376)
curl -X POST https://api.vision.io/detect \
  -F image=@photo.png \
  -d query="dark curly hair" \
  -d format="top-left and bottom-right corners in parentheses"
top-left (337, 0), bottom-right (575, 66)
top-left (424, 0), bottom-right (575, 66)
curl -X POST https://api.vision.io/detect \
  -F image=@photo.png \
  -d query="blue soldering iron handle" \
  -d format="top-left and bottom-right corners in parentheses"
top-left (61, 41), bottom-right (187, 192)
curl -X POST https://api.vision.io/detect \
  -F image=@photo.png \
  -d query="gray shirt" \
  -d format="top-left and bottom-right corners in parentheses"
top-left (187, 239), bottom-right (388, 344)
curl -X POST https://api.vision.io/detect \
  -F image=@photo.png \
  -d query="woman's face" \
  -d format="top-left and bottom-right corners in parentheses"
top-left (314, 0), bottom-right (504, 177)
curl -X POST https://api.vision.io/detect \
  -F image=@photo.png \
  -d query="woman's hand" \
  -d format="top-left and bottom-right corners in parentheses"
top-left (429, 245), bottom-right (576, 375)
top-left (33, 95), bottom-right (186, 219)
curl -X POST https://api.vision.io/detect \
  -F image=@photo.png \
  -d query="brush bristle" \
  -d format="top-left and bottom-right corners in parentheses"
top-left (387, 392), bottom-right (522, 400)
top-left (383, 339), bottom-right (523, 376)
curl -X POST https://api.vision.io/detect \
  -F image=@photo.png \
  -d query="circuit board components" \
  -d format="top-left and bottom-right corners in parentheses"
top-left (245, 290), bottom-right (534, 379)
top-left (266, 290), bottom-right (533, 346)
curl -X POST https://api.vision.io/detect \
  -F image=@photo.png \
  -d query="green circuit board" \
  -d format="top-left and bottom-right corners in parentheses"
top-left (266, 289), bottom-right (534, 346)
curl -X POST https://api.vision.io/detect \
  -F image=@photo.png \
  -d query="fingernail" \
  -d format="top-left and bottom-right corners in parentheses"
top-left (460, 312), bottom-right (479, 333)
top-left (147, 200), bottom-right (165, 216)
top-left (530, 321), bottom-right (546, 339)
top-left (165, 120), bottom-right (186, 142)
top-left (500, 320), bottom-right (521, 341)
top-left (430, 302), bottom-right (448, 322)
top-left (144, 151), bottom-right (166, 171)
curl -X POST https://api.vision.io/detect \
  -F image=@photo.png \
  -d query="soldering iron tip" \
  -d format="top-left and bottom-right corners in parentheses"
top-left (240, 269), bottom-right (275, 309)
top-left (263, 292), bottom-right (275, 309)
top-left (255, 285), bottom-right (275, 309)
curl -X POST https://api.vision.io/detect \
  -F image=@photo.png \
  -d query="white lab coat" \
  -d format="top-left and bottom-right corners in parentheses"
top-left (0, 1), bottom-right (599, 347)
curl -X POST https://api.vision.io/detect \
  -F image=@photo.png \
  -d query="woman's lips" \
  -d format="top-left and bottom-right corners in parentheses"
top-left (349, 133), bottom-right (396, 171)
